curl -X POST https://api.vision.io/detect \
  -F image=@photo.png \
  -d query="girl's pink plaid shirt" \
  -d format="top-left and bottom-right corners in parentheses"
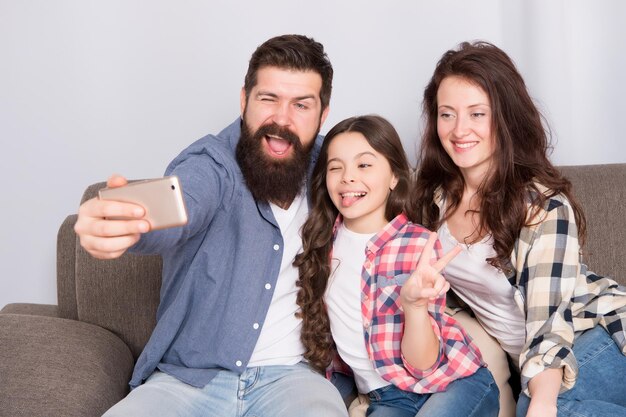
top-left (327, 213), bottom-right (485, 393)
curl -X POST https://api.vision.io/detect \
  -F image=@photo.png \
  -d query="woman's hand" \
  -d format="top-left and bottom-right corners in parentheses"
top-left (524, 368), bottom-right (562, 417)
top-left (526, 399), bottom-right (557, 417)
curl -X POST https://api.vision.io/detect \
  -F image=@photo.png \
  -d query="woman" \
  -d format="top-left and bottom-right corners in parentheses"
top-left (412, 41), bottom-right (626, 417)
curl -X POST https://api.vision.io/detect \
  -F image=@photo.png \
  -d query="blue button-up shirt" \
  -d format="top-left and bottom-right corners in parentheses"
top-left (128, 118), bottom-right (321, 388)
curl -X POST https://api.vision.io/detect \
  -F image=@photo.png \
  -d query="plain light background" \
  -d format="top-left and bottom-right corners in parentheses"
top-left (1, 0), bottom-right (625, 309)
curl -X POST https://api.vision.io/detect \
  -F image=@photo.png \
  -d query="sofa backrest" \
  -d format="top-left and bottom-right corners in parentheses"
top-left (561, 163), bottom-right (626, 285)
top-left (56, 165), bottom-right (626, 359)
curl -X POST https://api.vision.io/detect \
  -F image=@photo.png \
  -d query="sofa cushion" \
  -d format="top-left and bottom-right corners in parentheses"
top-left (0, 314), bottom-right (134, 417)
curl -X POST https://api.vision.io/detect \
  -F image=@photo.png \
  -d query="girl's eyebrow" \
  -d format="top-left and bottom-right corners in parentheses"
top-left (327, 151), bottom-right (378, 164)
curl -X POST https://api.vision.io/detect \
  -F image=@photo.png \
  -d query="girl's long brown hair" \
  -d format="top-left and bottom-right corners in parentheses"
top-left (294, 115), bottom-right (412, 373)
top-left (412, 41), bottom-right (586, 272)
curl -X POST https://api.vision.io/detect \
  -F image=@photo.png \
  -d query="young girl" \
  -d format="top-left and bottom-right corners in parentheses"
top-left (413, 41), bottom-right (626, 417)
top-left (295, 115), bottom-right (499, 417)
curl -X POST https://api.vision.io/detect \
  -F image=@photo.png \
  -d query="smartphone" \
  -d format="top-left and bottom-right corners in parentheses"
top-left (98, 176), bottom-right (188, 230)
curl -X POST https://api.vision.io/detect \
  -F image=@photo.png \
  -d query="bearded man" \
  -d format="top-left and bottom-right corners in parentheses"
top-left (74, 34), bottom-right (348, 417)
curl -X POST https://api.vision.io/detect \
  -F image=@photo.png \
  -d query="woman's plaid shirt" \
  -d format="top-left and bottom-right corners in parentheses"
top-left (328, 213), bottom-right (485, 393)
top-left (435, 186), bottom-right (626, 395)
top-left (509, 191), bottom-right (626, 394)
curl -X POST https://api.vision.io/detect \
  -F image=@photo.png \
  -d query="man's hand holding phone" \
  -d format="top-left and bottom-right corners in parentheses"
top-left (75, 175), bottom-right (149, 259)
top-left (74, 175), bottom-right (188, 260)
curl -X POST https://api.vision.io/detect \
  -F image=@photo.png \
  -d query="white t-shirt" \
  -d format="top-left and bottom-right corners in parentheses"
top-left (438, 221), bottom-right (525, 363)
top-left (248, 191), bottom-right (308, 366)
top-left (325, 222), bottom-right (390, 393)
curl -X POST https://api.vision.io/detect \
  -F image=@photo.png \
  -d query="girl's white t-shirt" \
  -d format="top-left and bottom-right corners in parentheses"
top-left (325, 222), bottom-right (390, 393)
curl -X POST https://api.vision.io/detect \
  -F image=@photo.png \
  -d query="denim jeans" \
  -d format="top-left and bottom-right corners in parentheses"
top-left (366, 366), bottom-right (499, 417)
top-left (516, 326), bottom-right (626, 417)
top-left (103, 362), bottom-right (348, 417)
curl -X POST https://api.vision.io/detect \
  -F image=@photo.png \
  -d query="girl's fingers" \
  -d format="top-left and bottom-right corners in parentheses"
top-left (433, 244), bottom-right (462, 272)
top-left (419, 288), bottom-right (438, 299)
top-left (418, 232), bottom-right (439, 268)
top-left (439, 280), bottom-right (450, 295)
top-left (430, 275), bottom-right (447, 295)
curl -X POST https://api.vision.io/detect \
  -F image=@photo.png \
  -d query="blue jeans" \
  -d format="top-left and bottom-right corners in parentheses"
top-left (366, 366), bottom-right (499, 417)
top-left (516, 326), bottom-right (626, 417)
top-left (103, 362), bottom-right (348, 417)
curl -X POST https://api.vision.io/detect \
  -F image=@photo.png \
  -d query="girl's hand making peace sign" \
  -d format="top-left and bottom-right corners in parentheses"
top-left (400, 232), bottom-right (461, 310)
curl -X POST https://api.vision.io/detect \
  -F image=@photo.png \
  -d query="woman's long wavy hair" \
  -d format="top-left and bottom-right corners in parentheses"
top-left (412, 41), bottom-right (586, 272)
top-left (294, 115), bottom-right (412, 373)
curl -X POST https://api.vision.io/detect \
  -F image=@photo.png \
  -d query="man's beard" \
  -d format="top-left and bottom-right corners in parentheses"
top-left (236, 120), bottom-right (316, 206)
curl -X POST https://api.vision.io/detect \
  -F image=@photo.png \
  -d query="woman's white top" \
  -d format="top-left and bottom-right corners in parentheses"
top-left (325, 222), bottom-right (390, 393)
top-left (438, 221), bottom-right (525, 363)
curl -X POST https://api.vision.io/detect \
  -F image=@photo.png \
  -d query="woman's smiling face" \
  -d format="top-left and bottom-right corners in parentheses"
top-left (437, 75), bottom-right (496, 181)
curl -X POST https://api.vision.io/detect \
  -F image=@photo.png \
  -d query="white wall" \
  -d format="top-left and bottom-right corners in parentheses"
top-left (1, 0), bottom-right (625, 309)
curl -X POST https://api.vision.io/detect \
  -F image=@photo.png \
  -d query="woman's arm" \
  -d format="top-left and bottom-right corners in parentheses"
top-left (525, 368), bottom-right (562, 417)
top-left (517, 196), bottom-right (582, 396)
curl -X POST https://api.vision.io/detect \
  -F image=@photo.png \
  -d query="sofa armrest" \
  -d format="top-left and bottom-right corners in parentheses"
top-left (0, 314), bottom-right (134, 417)
top-left (0, 303), bottom-right (59, 317)
top-left (57, 214), bottom-right (79, 320)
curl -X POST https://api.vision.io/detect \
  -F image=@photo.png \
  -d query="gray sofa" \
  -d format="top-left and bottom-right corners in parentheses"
top-left (1, 164), bottom-right (625, 417)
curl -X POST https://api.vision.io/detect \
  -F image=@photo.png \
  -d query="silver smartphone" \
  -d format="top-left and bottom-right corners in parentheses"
top-left (98, 176), bottom-right (188, 230)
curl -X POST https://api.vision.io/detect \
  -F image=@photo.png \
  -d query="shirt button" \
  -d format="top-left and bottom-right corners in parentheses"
top-left (235, 360), bottom-right (242, 367)
top-left (253, 323), bottom-right (259, 330)
top-left (273, 244), bottom-right (280, 251)
top-left (364, 261), bottom-right (372, 269)
top-left (363, 321), bottom-right (370, 328)
top-left (265, 283), bottom-right (272, 290)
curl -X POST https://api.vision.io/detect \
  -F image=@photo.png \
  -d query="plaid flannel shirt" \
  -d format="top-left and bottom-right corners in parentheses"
top-left (328, 213), bottom-right (484, 393)
top-left (436, 186), bottom-right (626, 395)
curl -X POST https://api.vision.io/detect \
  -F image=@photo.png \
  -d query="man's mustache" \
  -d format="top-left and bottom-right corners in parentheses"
top-left (255, 123), bottom-right (300, 145)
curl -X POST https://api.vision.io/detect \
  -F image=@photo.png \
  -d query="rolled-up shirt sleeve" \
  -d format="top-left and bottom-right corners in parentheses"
top-left (518, 199), bottom-right (581, 394)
